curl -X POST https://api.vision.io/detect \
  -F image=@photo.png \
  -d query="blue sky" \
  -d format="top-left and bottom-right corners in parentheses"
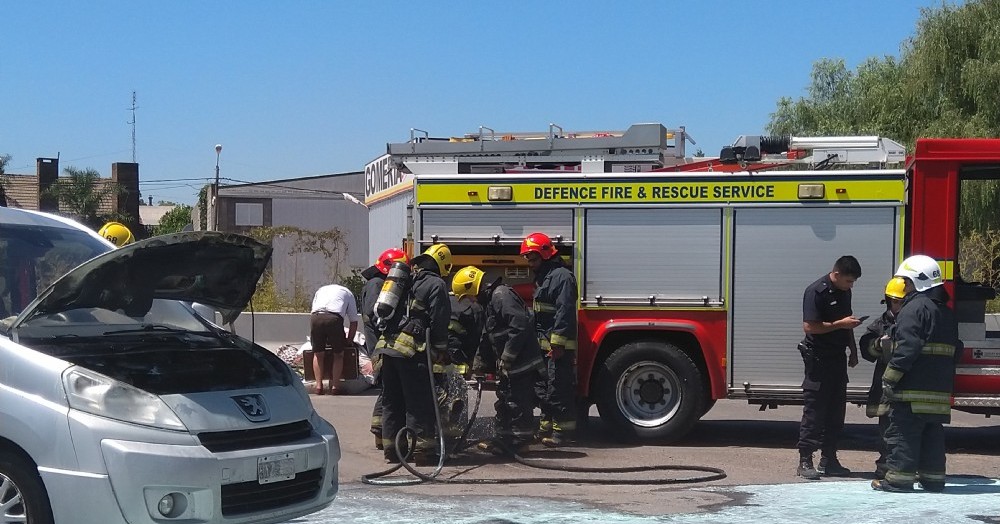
top-left (3, 1), bottom-right (942, 206)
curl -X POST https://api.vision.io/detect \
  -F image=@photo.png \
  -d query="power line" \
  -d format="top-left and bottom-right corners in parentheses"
top-left (220, 177), bottom-right (364, 197)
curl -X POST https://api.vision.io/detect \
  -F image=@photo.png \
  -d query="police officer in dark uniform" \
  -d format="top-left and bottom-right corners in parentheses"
top-left (872, 255), bottom-right (961, 493)
top-left (796, 255), bottom-right (863, 479)
top-left (363, 248), bottom-right (408, 450)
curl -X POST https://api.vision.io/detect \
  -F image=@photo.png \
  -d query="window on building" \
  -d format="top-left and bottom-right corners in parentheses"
top-left (235, 203), bottom-right (264, 226)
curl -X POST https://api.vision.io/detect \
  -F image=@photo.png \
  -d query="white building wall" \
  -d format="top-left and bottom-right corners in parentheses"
top-left (270, 197), bottom-right (369, 296)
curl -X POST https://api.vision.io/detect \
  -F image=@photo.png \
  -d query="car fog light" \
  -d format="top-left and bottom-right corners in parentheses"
top-left (156, 492), bottom-right (189, 518)
top-left (156, 493), bottom-right (174, 517)
top-left (158, 494), bottom-right (175, 516)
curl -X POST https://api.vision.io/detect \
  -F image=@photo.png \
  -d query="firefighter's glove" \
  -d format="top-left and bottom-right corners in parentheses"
top-left (548, 344), bottom-right (566, 360)
top-left (472, 354), bottom-right (497, 374)
top-left (881, 380), bottom-right (898, 402)
top-left (432, 349), bottom-right (451, 366)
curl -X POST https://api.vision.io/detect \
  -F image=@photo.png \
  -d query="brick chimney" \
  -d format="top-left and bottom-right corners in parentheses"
top-left (36, 157), bottom-right (59, 212)
top-left (112, 162), bottom-right (140, 227)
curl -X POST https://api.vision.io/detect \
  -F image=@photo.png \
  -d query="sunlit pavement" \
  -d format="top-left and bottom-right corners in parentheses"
top-left (295, 478), bottom-right (1000, 524)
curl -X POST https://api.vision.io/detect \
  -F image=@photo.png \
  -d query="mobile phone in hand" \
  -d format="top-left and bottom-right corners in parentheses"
top-left (857, 315), bottom-right (870, 322)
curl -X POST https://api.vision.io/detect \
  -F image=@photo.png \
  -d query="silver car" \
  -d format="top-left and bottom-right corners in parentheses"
top-left (0, 208), bottom-right (339, 524)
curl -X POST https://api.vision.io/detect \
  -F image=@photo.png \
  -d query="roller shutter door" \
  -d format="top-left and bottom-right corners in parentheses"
top-left (730, 206), bottom-right (897, 389)
top-left (584, 208), bottom-right (722, 302)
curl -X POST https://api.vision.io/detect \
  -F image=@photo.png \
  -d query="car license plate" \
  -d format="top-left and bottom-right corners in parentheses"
top-left (257, 453), bottom-right (295, 484)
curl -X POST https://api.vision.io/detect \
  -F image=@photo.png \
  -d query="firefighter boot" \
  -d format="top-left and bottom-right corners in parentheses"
top-left (412, 451), bottom-right (442, 467)
top-left (541, 431), bottom-right (575, 448)
top-left (797, 454), bottom-right (821, 480)
top-left (477, 439), bottom-right (529, 457)
top-left (817, 456), bottom-right (851, 476)
top-left (871, 479), bottom-right (914, 492)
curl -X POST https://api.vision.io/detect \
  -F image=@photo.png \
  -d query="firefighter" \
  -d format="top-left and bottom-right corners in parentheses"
top-left (374, 243), bottom-right (452, 463)
top-left (796, 255), bottom-right (863, 480)
top-left (453, 266), bottom-right (544, 455)
top-left (521, 232), bottom-right (578, 447)
top-left (858, 277), bottom-right (907, 479)
top-left (98, 221), bottom-right (134, 247)
top-left (363, 248), bottom-right (409, 450)
top-left (872, 255), bottom-right (961, 493)
top-left (433, 285), bottom-right (485, 451)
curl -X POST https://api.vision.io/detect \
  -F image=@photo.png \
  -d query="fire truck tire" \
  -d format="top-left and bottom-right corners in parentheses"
top-left (595, 340), bottom-right (705, 441)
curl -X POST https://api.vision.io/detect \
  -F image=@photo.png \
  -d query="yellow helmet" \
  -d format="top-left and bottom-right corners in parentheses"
top-left (422, 243), bottom-right (453, 276)
top-left (452, 266), bottom-right (485, 299)
top-left (884, 276), bottom-right (907, 299)
top-left (98, 221), bottom-right (134, 247)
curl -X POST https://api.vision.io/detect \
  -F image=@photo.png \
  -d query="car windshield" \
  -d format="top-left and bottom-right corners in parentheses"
top-left (16, 299), bottom-right (214, 340)
top-left (0, 223), bottom-right (110, 320)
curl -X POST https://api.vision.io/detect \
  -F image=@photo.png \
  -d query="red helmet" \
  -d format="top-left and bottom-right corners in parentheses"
top-left (520, 232), bottom-right (558, 260)
top-left (376, 247), bottom-right (409, 275)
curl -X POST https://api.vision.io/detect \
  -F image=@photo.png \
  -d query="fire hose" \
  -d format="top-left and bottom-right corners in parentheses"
top-left (360, 333), bottom-right (727, 486)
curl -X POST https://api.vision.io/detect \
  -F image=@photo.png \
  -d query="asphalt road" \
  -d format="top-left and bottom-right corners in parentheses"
top-left (309, 386), bottom-right (1000, 521)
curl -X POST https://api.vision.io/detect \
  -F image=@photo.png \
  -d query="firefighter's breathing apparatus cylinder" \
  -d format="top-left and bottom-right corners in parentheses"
top-left (374, 261), bottom-right (411, 330)
top-left (360, 328), bottom-right (728, 487)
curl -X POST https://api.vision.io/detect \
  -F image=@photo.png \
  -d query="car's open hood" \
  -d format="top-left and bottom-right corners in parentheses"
top-left (14, 231), bottom-right (272, 327)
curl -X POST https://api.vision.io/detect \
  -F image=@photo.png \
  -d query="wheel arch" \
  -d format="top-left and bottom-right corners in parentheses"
top-left (0, 436), bottom-right (38, 469)
top-left (585, 321), bottom-right (714, 403)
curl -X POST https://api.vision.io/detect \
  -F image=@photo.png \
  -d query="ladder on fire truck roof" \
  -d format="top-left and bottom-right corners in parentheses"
top-left (385, 122), bottom-right (907, 174)
top-left (386, 123), bottom-right (695, 174)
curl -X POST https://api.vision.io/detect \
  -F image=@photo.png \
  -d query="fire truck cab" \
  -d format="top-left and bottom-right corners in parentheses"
top-left (364, 123), bottom-right (1000, 441)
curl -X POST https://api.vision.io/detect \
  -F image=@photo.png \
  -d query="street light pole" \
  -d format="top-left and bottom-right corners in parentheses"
top-left (213, 144), bottom-right (222, 231)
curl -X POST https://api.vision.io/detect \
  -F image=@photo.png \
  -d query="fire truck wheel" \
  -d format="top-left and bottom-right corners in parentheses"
top-left (595, 340), bottom-right (705, 441)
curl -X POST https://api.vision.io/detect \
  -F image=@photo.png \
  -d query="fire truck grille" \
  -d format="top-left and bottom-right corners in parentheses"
top-left (221, 468), bottom-right (322, 516)
top-left (197, 420), bottom-right (313, 452)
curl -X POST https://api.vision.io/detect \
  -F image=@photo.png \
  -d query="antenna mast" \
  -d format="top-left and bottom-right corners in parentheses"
top-left (128, 91), bottom-right (138, 162)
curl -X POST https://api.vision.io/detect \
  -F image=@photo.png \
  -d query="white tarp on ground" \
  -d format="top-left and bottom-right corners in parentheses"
top-left (310, 478), bottom-right (1000, 523)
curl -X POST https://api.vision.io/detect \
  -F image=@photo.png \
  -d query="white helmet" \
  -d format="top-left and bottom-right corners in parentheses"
top-left (894, 255), bottom-right (943, 293)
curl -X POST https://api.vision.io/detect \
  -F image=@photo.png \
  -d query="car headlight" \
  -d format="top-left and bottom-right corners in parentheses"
top-left (63, 367), bottom-right (186, 431)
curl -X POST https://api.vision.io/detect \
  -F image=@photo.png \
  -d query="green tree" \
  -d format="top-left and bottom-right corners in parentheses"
top-left (0, 154), bottom-right (10, 207)
top-left (767, 0), bottom-right (1000, 231)
top-left (154, 205), bottom-right (193, 235)
top-left (44, 166), bottom-right (127, 229)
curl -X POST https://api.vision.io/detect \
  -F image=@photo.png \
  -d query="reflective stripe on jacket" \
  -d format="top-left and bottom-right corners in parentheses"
top-left (377, 268), bottom-right (451, 359)
top-left (882, 290), bottom-right (961, 421)
top-left (532, 259), bottom-right (578, 350)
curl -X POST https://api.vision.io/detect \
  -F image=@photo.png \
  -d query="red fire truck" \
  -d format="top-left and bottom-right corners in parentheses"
top-left (363, 123), bottom-right (1000, 441)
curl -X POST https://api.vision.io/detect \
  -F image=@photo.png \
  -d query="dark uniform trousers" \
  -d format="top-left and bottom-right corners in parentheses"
top-left (859, 312), bottom-right (895, 476)
top-left (360, 268), bottom-right (387, 442)
top-left (497, 372), bottom-right (538, 446)
top-left (883, 402), bottom-right (946, 490)
top-left (535, 351), bottom-right (578, 438)
top-left (797, 355), bottom-right (847, 458)
top-left (879, 291), bottom-right (959, 491)
top-left (380, 355), bottom-right (436, 459)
